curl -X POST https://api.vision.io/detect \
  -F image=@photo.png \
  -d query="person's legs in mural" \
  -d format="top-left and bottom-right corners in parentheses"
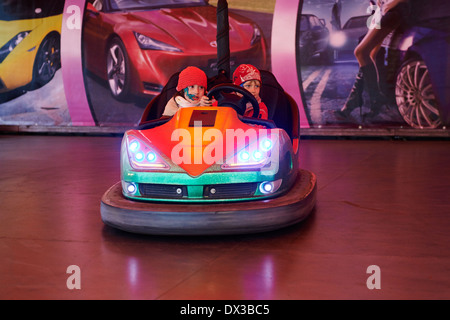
top-left (334, 63), bottom-right (365, 120)
top-left (355, 33), bottom-right (390, 120)
top-left (335, 0), bottom-right (410, 122)
top-left (334, 28), bottom-right (389, 121)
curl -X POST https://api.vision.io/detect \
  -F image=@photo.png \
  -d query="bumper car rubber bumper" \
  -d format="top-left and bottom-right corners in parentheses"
top-left (100, 169), bottom-right (316, 235)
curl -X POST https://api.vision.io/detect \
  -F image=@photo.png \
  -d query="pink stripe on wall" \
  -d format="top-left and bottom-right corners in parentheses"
top-left (271, 0), bottom-right (310, 128)
top-left (61, 0), bottom-right (95, 126)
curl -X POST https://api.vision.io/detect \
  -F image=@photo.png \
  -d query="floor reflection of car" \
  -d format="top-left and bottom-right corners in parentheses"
top-left (384, 0), bottom-right (450, 129)
top-left (330, 15), bottom-right (370, 61)
top-left (83, 0), bottom-right (267, 101)
top-left (0, 0), bottom-right (63, 100)
top-left (298, 14), bottom-right (331, 65)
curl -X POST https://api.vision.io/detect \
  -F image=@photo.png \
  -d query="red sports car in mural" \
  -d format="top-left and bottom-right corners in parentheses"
top-left (82, 0), bottom-right (267, 101)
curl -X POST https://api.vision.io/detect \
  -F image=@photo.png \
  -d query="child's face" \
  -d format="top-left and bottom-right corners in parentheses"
top-left (184, 85), bottom-right (206, 102)
top-left (242, 80), bottom-right (261, 99)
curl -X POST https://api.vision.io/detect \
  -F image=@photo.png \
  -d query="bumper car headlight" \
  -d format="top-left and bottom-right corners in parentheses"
top-left (122, 181), bottom-right (138, 195)
top-left (259, 179), bottom-right (282, 194)
top-left (221, 137), bottom-right (276, 170)
top-left (126, 134), bottom-right (170, 170)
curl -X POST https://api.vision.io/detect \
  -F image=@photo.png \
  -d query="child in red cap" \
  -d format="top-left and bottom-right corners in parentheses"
top-left (163, 66), bottom-right (213, 116)
top-left (232, 64), bottom-right (268, 119)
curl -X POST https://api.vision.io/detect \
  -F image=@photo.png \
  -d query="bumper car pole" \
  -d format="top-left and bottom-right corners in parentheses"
top-left (216, 0), bottom-right (231, 78)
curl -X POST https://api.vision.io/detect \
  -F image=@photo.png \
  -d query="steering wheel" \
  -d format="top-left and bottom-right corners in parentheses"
top-left (207, 84), bottom-right (260, 118)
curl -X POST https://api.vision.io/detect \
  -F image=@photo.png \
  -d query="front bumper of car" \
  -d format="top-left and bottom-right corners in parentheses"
top-left (121, 170), bottom-right (294, 203)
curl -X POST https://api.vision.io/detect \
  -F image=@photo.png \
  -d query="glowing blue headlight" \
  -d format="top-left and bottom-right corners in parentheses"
top-left (260, 138), bottom-right (273, 151)
top-left (239, 150), bottom-right (250, 162)
top-left (259, 179), bottom-right (282, 194)
top-left (127, 183), bottom-right (137, 194)
top-left (126, 135), bottom-right (170, 170)
top-left (135, 151), bottom-right (145, 162)
top-left (122, 181), bottom-right (138, 195)
top-left (253, 150), bottom-right (263, 161)
top-left (129, 141), bottom-right (140, 152)
top-left (147, 152), bottom-right (156, 162)
top-left (260, 181), bottom-right (273, 193)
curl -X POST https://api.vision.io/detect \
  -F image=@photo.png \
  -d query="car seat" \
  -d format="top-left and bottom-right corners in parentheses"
top-left (259, 70), bottom-right (299, 141)
top-left (139, 72), bottom-right (180, 124)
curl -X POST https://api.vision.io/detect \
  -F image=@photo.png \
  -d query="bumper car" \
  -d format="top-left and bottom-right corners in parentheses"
top-left (100, 1), bottom-right (316, 236)
top-left (101, 69), bottom-right (317, 235)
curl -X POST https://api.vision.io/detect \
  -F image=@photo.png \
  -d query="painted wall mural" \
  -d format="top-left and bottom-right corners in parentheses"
top-left (0, 0), bottom-right (449, 131)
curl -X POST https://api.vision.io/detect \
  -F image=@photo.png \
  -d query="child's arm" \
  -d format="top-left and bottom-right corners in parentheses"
top-left (162, 97), bottom-right (179, 116)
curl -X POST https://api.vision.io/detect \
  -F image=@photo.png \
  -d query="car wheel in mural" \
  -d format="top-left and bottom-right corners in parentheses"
top-left (396, 58), bottom-right (440, 129)
top-left (32, 32), bottom-right (61, 90)
top-left (299, 0), bottom-right (449, 129)
top-left (106, 37), bottom-right (131, 101)
top-left (387, 0), bottom-right (450, 129)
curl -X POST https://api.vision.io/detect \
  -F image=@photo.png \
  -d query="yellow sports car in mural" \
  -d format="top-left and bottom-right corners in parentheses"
top-left (0, 0), bottom-right (64, 99)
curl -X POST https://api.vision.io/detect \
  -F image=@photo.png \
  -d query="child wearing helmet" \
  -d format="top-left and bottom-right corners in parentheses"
top-left (163, 66), bottom-right (213, 117)
top-left (232, 64), bottom-right (268, 119)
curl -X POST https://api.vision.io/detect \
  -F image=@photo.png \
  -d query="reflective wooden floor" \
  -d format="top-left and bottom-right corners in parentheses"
top-left (1, 134), bottom-right (449, 300)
